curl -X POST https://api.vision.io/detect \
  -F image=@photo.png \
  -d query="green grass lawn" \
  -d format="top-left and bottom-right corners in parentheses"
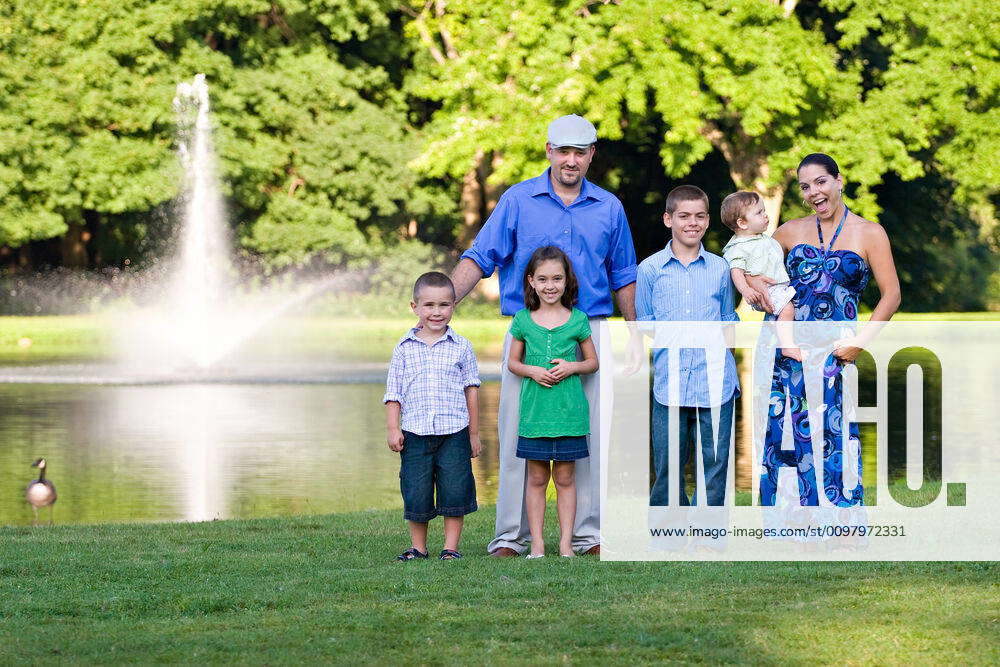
top-left (2, 312), bottom-right (997, 365)
top-left (2, 506), bottom-right (997, 664)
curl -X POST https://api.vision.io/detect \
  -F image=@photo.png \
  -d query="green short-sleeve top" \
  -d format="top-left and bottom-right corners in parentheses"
top-left (509, 307), bottom-right (592, 438)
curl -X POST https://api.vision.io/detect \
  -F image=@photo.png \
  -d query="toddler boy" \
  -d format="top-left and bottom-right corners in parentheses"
top-left (384, 271), bottom-right (481, 560)
top-left (720, 191), bottom-right (800, 361)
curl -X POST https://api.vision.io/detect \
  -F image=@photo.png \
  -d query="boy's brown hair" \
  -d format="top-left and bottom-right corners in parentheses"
top-left (664, 185), bottom-right (710, 215)
top-left (412, 271), bottom-right (456, 301)
top-left (720, 191), bottom-right (762, 232)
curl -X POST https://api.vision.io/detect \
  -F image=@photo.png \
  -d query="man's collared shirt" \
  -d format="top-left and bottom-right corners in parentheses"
top-left (636, 241), bottom-right (740, 408)
top-left (461, 169), bottom-right (638, 317)
top-left (383, 326), bottom-right (481, 436)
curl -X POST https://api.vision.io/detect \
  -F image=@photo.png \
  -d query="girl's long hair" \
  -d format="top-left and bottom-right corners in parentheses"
top-left (523, 245), bottom-right (578, 311)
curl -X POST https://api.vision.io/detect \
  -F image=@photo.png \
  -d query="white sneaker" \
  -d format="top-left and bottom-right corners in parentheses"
top-left (525, 553), bottom-right (545, 559)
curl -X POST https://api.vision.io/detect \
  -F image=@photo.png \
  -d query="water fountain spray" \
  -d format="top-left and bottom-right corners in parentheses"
top-left (172, 74), bottom-right (232, 368)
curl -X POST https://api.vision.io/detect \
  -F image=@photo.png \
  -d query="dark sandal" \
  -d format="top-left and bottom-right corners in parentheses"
top-left (396, 547), bottom-right (429, 561)
top-left (439, 549), bottom-right (463, 560)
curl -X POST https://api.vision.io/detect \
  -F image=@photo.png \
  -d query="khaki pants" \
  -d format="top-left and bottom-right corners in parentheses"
top-left (488, 319), bottom-right (611, 554)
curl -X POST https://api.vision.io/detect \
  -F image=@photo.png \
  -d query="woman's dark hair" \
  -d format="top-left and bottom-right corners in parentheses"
top-left (523, 245), bottom-right (578, 311)
top-left (797, 153), bottom-right (840, 177)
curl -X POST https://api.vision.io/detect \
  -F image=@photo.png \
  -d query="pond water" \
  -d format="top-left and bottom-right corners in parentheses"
top-left (0, 379), bottom-right (502, 526)
top-left (0, 348), bottom-right (943, 527)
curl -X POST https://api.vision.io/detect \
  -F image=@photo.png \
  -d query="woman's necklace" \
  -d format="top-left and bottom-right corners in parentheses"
top-left (816, 205), bottom-right (849, 254)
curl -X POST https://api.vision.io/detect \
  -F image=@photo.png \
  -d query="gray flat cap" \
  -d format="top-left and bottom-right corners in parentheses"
top-left (547, 114), bottom-right (597, 148)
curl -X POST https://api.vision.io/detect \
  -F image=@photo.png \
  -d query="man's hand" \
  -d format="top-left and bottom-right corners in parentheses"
top-left (387, 428), bottom-right (404, 452)
top-left (623, 329), bottom-right (645, 376)
top-left (470, 433), bottom-right (482, 458)
top-left (548, 358), bottom-right (577, 381)
top-left (528, 366), bottom-right (559, 387)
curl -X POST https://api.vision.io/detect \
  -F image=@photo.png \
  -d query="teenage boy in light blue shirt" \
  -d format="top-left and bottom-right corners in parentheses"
top-left (636, 185), bottom-right (739, 506)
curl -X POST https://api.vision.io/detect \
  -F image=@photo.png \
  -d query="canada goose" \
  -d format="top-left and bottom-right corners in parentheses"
top-left (25, 458), bottom-right (56, 525)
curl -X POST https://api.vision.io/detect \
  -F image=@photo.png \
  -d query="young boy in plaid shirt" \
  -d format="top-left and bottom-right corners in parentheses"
top-left (384, 272), bottom-right (481, 561)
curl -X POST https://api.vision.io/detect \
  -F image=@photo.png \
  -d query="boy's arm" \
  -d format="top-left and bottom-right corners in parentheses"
top-left (385, 401), bottom-right (404, 452)
top-left (464, 386), bottom-right (481, 457)
top-left (621, 265), bottom-right (655, 376)
top-left (720, 266), bottom-right (740, 349)
top-left (634, 264), bottom-right (654, 324)
top-left (383, 345), bottom-right (405, 452)
top-left (459, 342), bottom-right (482, 457)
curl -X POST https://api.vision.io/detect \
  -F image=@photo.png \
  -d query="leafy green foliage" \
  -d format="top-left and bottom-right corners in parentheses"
top-left (405, 0), bottom-right (995, 222)
top-left (828, 0), bottom-right (1000, 211)
top-left (0, 0), bottom-right (443, 265)
top-left (404, 0), bottom-right (597, 185)
top-left (1, 0), bottom-right (997, 310)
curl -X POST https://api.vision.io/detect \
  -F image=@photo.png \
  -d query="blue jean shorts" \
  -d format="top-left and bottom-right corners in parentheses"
top-left (516, 435), bottom-right (589, 461)
top-left (400, 427), bottom-right (478, 522)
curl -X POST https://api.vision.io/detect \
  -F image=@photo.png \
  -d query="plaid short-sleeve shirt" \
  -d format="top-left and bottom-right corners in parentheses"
top-left (383, 327), bottom-right (481, 436)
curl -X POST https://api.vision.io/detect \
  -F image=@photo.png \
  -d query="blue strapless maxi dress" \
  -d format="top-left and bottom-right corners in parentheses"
top-left (759, 215), bottom-right (871, 507)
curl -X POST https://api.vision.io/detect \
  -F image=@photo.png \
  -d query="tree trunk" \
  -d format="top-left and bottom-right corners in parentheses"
top-left (84, 210), bottom-right (102, 267)
top-left (701, 122), bottom-right (788, 231)
top-left (60, 222), bottom-right (89, 269)
top-left (755, 180), bottom-right (785, 234)
top-left (457, 150), bottom-right (486, 250)
top-left (482, 151), bottom-right (504, 215)
top-left (729, 157), bottom-right (787, 233)
top-left (457, 150), bottom-right (503, 250)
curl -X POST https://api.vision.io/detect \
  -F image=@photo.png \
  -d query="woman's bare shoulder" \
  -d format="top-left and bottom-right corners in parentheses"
top-left (773, 216), bottom-right (812, 246)
top-left (852, 215), bottom-right (890, 242)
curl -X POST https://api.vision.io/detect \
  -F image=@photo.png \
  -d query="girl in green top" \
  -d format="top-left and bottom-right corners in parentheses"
top-left (508, 246), bottom-right (599, 558)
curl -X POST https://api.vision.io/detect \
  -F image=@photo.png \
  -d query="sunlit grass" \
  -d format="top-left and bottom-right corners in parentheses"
top-left (1, 505), bottom-right (996, 663)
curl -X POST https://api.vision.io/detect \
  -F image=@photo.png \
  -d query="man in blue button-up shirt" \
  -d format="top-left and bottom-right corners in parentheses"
top-left (452, 115), bottom-right (638, 556)
top-left (636, 185), bottom-right (739, 507)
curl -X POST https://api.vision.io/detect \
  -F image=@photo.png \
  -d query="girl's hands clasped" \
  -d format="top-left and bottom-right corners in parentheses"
top-left (527, 366), bottom-right (560, 387)
top-left (526, 358), bottom-right (583, 386)
top-left (547, 358), bottom-right (577, 381)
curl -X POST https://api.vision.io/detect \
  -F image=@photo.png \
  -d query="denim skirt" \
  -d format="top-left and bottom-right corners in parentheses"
top-left (516, 435), bottom-right (589, 461)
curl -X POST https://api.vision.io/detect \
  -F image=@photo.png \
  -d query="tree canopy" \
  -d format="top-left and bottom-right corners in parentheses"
top-left (0, 0), bottom-right (996, 310)
top-left (406, 0), bottom-right (997, 224)
top-left (0, 0), bottom-right (448, 267)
